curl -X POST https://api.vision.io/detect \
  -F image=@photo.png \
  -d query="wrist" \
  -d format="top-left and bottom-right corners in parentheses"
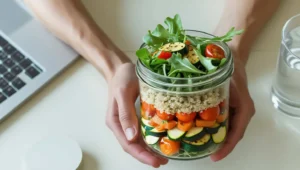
top-left (89, 48), bottom-right (132, 82)
top-left (229, 42), bottom-right (250, 67)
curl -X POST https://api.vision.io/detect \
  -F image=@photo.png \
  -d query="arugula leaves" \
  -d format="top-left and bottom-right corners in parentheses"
top-left (219, 58), bottom-right (227, 68)
top-left (150, 56), bottom-right (168, 66)
top-left (136, 14), bottom-right (242, 79)
top-left (136, 48), bottom-right (151, 69)
top-left (143, 14), bottom-right (184, 48)
top-left (194, 48), bottom-right (218, 73)
top-left (164, 14), bottom-right (183, 35)
top-left (168, 53), bottom-right (206, 76)
top-left (187, 27), bottom-right (243, 46)
top-left (196, 27), bottom-right (244, 44)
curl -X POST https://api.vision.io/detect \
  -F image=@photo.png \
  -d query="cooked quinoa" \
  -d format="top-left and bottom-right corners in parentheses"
top-left (140, 83), bottom-right (226, 114)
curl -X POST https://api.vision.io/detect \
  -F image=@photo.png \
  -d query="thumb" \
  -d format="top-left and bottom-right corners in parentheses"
top-left (115, 89), bottom-right (139, 141)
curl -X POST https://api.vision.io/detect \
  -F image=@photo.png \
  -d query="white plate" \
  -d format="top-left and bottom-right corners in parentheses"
top-left (23, 136), bottom-right (82, 170)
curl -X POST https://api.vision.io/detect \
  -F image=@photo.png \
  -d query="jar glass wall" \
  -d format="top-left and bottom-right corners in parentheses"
top-left (136, 31), bottom-right (233, 160)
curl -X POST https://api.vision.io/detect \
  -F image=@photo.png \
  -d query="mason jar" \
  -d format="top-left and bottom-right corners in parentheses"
top-left (136, 30), bottom-right (233, 160)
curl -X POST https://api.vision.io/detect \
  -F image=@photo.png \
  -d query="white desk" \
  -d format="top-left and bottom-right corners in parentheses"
top-left (1, 0), bottom-right (300, 170)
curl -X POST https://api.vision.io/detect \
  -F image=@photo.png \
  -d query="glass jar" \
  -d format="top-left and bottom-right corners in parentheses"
top-left (136, 30), bottom-right (233, 160)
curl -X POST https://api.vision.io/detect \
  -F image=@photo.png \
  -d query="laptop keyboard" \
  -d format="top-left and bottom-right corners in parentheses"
top-left (0, 35), bottom-right (43, 104)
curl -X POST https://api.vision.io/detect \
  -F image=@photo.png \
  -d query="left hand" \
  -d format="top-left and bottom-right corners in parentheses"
top-left (210, 54), bottom-right (255, 161)
top-left (105, 63), bottom-right (168, 168)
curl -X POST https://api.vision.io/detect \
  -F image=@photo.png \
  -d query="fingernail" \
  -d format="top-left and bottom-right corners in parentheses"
top-left (125, 127), bottom-right (136, 140)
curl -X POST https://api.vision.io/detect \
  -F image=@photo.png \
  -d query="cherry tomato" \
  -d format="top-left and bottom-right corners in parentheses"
top-left (175, 112), bottom-right (197, 122)
top-left (185, 40), bottom-right (191, 45)
top-left (205, 44), bottom-right (225, 59)
top-left (158, 51), bottom-right (172, 60)
top-left (141, 101), bottom-right (156, 119)
top-left (199, 106), bottom-right (220, 121)
top-left (156, 110), bottom-right (175, 121)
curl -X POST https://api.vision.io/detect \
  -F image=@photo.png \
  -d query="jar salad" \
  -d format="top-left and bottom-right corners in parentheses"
top-left (135, 14), bottom-right (242, 160)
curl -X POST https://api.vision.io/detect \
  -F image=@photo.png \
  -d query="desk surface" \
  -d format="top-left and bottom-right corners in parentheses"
top-left (1, 0), bottom-right (300, 170)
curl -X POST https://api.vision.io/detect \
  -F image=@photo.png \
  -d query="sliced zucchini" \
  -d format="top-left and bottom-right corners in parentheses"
top-left (159, 42), bottom-right (187, 55)
top-left (141, 118), bottom-right (154, 131)
top-left (212, 126), bottom-right (227, 144)
top-left (145, 135), bottom-right (160, 145)
top-left (182, 134), bottom-right (212, 152)
top-left (167, 127), bottom-right (186, 141)
top-left (141, 125), bottom-right (146, 136)
top-left (183, 127), bottom-right (206, 142)
top-left (205, 123), bottom-right (220, 134)
top-left (146, 128), bottom-right (167, 137)
top-left (186, 48), bottom-right (200, 64)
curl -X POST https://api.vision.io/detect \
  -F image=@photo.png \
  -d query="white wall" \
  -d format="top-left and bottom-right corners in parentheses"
top-left (82, 0), bottom-right (225, 52)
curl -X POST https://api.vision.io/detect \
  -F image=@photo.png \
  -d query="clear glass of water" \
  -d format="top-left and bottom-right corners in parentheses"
top-left (272, 14), bottom-right (300, 117)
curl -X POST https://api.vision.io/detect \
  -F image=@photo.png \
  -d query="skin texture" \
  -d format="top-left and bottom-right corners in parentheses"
top-left (24, 0), bottom-right (280, 167)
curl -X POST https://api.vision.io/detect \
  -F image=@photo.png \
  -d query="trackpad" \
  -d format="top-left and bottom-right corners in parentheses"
top-left (0, 0), bottom-right (32, 35)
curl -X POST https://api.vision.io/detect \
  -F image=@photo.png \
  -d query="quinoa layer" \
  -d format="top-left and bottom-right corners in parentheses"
top-left (140, 83), bottom-right (226, 114)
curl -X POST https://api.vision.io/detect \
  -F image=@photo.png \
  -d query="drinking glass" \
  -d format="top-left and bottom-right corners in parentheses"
top-left (272, 14), bottom-right (300, 117)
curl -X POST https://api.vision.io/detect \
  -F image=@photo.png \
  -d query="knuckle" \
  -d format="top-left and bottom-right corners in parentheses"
top-left (119, 111), bottom-right (132, 122)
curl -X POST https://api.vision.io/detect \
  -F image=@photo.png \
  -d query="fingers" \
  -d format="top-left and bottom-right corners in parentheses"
top-left (211, 99), bottom-right (255, 162)
top-left (115, 88), bottom-right (139, 141)
top-left (106, 95), bottom-right (167, 167)
top-left (152, 153), bottom-right (169, 165)
top-left (108, 115), bottom-right (164, 168)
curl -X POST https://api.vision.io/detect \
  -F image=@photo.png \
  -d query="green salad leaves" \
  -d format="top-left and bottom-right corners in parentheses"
top-left (136, 14), bottom-right (243, 78)
top-left (168, 53), bottom-right (205, 76)
top-left (143, 14), bottom-right (184, 49)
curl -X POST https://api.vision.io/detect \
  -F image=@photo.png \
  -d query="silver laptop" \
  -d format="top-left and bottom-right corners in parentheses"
top-left (0, 0), bottom-right (78, 120)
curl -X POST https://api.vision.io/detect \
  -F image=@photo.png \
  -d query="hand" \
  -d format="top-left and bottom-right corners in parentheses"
top-left (210, 55), bottom-right (255, 161)
top-left (105, 62), bottom-right (168, 168)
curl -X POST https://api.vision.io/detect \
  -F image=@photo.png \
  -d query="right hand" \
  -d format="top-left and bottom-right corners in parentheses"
top-left (211, 54), bottom-right (255, 161)
top-left (105, 62), bottom-right (169, 168)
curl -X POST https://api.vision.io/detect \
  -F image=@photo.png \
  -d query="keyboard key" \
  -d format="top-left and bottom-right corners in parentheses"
top-left (3, 86), bottom-right (16, 97)
top-left (0, 36), bottom-right (8, 47)
top-left (11, 65), bottom-right (22, 75)
top-left (0, 92), bottom-right (7, 104)
top-left (26, 66), bottom-right (40, 79)
top-left (3, 58), bottom-right (15, 68)
top-left (33, 64), bottom-right (43, 72)
top-left (0, 51), bottom-right (7, 60)
top-left (0, 64), bottom-right (7, 74)
top-left (20, 58), bottom-right (32, 69)
top-left (0, 78), bottom-right (8, 89)
top-left (3, 44), bottom-right (16, 55)
top-left (11, 52), bottom-right (25, 62)
top-left (3, 72), bottom-right (16, 81)
top-left (12, 77), bottom-right (26, 90)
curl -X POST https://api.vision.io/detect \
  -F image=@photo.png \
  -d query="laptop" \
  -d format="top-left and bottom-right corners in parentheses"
top-left (0, 0), bottom-right (79, 120)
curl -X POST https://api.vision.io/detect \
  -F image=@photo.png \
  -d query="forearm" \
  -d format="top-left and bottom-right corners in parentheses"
top-left (24, 0), bottom-right (130, 81)
top-left (215, 0), bottom-right (280, 65)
